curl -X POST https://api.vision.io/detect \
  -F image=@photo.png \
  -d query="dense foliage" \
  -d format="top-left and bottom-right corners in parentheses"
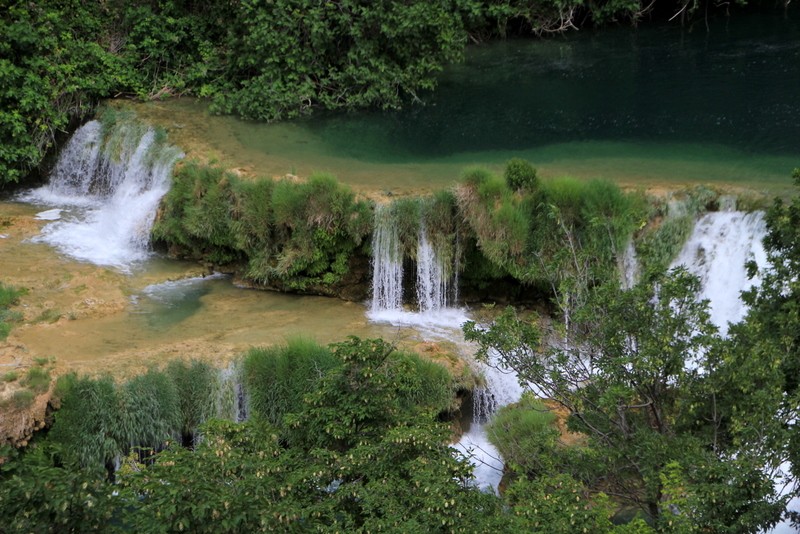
top-left (1, 0), bottom-right (762, 186)
top-left (152, 156), bottom-right (697, 307)
top-left (0, 338), bottom-right (506, 532)
top-left (463, 175), bottom-right (800, 530)
top-left (153, 161), bottom-right (372, 294)
top-left (454, 164), bottom-right (647, 309)
top-left (5, 178), bottom-right (800, 531)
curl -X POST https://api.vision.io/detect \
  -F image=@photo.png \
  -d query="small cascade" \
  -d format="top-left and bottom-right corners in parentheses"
top-left (472, 387), bottom-right (497, 424)
top-left (370, 203), bottom-right (404, 313)
top-left (21, 119), bottom-right (183, 270)
top-left (670, 210), bottom-right (767, 336)
top-left (368, 201), bottom-right (467, 330)
top-left (416, 225), bottom-right (449, 312)
top-left (455, 348), bottom-right (525, 494)
top-left (620, 240), bottom-right (639, 289)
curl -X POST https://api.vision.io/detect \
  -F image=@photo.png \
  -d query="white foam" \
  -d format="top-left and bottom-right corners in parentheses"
top-left (20, 121), bottom-right (183, 272)
top-left (671, 211), bottom-right (767, 336)
top-left (34, 208), bottom-right (63, 221)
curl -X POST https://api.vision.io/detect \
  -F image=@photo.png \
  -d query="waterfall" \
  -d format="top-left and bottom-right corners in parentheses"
top-left (370, 203), bottom-right (404, 313)
top-left (21, 119), bottom-right (183, 270)
top-left (455, 349), bottom-right (524, 494)
top-left (670, 210), bottom-right (767, 336)
top-left (416, 225), bottom-right (449, 312)
top-left (368, 201), bottom-right (467, 330)
top-left (472, 387), bottom-right (497, 424)
top-left (669, 210), bottom-right (800, 533)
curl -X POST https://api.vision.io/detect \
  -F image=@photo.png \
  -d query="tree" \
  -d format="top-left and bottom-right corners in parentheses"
top-left (739, 168), bottom-right (800, 527)
top-left (464, 268), bottom-right (787, 531)
top-left (117, 338), bottom-right (512, 533)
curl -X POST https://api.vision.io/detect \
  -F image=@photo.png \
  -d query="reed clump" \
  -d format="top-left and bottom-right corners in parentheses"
top-left (243, 338), bottom-right (340, 426)
top-left (49, 363), bottom-right (223, 470)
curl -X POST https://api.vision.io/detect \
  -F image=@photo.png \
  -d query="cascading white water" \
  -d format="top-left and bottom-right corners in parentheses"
top-left (416, 225), bottom-right (449, 312)
top-left (670, 210), bottom-right (800, 533)
top-left (455, 349), bottom-right (524, 494)
top-left (368, 202), bottom-right (467, 330)
top-left (670, 210), bottom-right (767, 336)
top-left (370, 203), bottom-right (404, 313)
top-left (620, 240), bottom-right (639, 289)
top-left (20, 120), bottom-right (183, 271)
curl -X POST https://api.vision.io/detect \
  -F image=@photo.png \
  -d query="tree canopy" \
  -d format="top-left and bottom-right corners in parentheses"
top-left (1, 0), bottom-right (765, 186)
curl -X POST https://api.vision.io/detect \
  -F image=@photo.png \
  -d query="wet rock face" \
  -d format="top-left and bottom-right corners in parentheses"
top-left (0, 377), bottom-right (54, 453)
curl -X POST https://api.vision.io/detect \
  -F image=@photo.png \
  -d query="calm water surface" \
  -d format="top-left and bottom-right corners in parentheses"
top-left (143, 11), bottom-right (800, 194)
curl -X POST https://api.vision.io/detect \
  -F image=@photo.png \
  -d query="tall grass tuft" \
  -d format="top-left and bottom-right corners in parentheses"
top-left (243, 338), bottom-right (340, 425)
top-left (22, 366), bottom-right (50, 394)
top-left (118, 369), bottom-right (181, 453)
top-left (166, 359), bottom-right (221, 445)
top-left (49, 374), bottom-right (123, 470)
top-left (0, 282), bottom-right (25, 341)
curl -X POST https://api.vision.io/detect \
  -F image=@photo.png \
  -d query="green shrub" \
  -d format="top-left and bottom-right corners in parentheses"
top-left (504, 158), bottom-right (538, 192)
top-left (152, 162), bottom-right (241, 265)
top-left (487, 394), bottom-right (559, 475)
top-left (461, 167), bottom-right (494, 189)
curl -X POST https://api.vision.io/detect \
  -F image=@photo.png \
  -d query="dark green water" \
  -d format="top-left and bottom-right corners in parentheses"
top-left (310, 12), bottom-right (800, 161)
top-left (151, 11), bottom-right (800, 192)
